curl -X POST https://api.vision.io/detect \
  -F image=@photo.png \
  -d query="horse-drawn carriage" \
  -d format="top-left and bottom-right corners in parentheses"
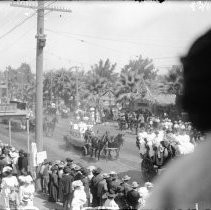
top-left (64, 121), bottom-right (125, 160)
top-left (137, 131), bottom-right (195, 182)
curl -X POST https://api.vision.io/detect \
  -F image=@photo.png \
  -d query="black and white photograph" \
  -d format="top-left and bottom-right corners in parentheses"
top-left (0, 1), bottom-right (211, 209)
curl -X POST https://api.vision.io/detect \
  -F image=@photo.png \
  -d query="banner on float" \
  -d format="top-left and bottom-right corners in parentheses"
top-left (36, 151), bottom-right (47, 165)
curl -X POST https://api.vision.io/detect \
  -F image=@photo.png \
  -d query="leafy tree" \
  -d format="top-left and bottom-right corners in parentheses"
top-left (4, 63), bottom-right (35, 104)
top-left (158, 65), bottom-right (183, 95)
top-left (115, 55), bottom-right (157, 106)
top-left (84, 59), bottom-right (118, 110)
top-left (43, 67), bottom-right (86, 110)
top-left (85, 59), bottom-right (118, 94)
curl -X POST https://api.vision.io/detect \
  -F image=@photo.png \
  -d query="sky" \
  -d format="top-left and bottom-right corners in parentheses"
top-left (0, 1), bottom-right (211, 75)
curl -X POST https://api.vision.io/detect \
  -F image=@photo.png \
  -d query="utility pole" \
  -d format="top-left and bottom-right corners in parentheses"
top-left (76, 66), bottom-right (79, 110)
top-left (11, 1), bottom-right (72, 152)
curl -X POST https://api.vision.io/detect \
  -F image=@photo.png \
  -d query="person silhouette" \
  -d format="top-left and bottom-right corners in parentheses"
top-left (144, 29), bottom-right (211, 210)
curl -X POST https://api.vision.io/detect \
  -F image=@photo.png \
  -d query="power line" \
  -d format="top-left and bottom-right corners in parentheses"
top-left (45, 28), bottom-right (185, 49)
top-left (0, 1), bottom-right (55, 41)
top-left (46, 28), bottom-right (179, 61)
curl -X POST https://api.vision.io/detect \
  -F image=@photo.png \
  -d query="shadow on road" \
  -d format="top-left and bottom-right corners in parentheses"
top-left (35, 193), bottom-right (63, 210)
top-left (80, 156), bottom-right (99, 163)
top-left (58, 143), bottom-right (70, 152)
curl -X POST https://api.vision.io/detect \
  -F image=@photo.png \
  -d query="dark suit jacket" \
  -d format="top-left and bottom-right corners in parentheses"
top-left (61, 174), bottom-right (74, 195)
top-left (127, 189), bottom-right (140, 207)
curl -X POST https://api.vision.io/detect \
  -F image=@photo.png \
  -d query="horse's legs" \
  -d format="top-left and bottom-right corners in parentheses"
top-left (116, 148), bottom-right (120, 159)
top-left (97, 149), bottom-right (101, 160)
top-left (95, 149), bottom-right (98, 158)
top-left (90, 148), bottom-right (93, 158)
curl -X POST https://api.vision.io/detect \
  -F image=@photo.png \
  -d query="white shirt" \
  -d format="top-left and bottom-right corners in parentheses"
top-left (71, 186), bottom-right (87, 210)
top-left (104, 198), bottom-right (119, 209)
top-left (19, 183), bottom-right (35, 206)
top-left (1, 176), bottom-right (19, 197)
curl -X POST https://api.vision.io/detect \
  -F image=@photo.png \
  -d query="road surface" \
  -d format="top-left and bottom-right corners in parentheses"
top-left (0, 117), bottom-right (142, 183)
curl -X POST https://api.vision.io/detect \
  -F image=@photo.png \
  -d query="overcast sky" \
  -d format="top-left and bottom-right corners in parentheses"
top-left (0, 1), bottom-right (211, 74)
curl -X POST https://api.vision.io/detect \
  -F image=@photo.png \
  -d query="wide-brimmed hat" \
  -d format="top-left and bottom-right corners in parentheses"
top-left (24, 175), bottom-right (33, 184)
top-left (87, 165), bottom-right (96, 172)
top-left (107, 192), bottom-right (116, 198)
top-left (122, 175), bottom-right (131, 181)
top-left (66, 158), bottom-right (73, 162)
top-left (51, 165), bottom-right (58, 171)
top-left (11, 147), bottom-right (16, 152)
top-left (109, 171), bottom-right (117, 176)
top-left (144, 182), bottom-right (154, 189)
top-left (72, 180), bottom-right (83, 188)
top-left (63, 166), bottom-right (71, 174)
top-left (19, 149), bottom-right (24, 154)
top-left (93, 167), bottom-right (102, 175)
top-left (131, 181), bottom-right (139, 188)
top-left (2, 166), bottom-right (13, 173)
top-left (54, 160), bottom-right (61, 165)
top-left (74, 165), bottom-right (81, 171)
top-left (102, 173), bottom-right (110, 178)
top-left (58, 164), bottom-right (65, 169)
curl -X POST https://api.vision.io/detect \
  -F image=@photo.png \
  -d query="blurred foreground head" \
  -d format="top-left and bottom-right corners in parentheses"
top-left (181, 29), bottom-right (211, 132)
top-left (145, 29), bottom-right (211, 210)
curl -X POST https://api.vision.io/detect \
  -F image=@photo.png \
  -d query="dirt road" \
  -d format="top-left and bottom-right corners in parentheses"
top-left (0, 118), bottom-right (143, 184)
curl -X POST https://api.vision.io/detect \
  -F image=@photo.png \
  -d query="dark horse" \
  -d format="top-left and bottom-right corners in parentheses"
top-left (90, 132), bottom-right (109, 160)
top-left (105, 133), bottom-right (125, 159)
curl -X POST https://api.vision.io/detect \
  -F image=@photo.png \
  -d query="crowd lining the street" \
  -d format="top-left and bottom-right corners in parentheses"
top-left (0, 111), bottom-right (205, 210)
top-left (0, 140), bottom-right (154, 210)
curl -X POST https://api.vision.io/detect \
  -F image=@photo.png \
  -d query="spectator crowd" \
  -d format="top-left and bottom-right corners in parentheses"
top-left (0, 140), bottom-right (153, 210)
top-left (0, 142), bottom-right (38, 210)
top-left (37, 157), bottom-right (154, 210)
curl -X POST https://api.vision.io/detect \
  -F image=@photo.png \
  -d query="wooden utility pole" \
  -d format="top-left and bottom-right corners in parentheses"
top-left (76, 66), bottom-right (79, 110)
top-left (11, 1), bottom-right (72, 152)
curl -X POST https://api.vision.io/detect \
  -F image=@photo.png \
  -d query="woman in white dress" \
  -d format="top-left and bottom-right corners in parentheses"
top-left (0, 166), bottom-right (19, 210)
top-left (71, 180), bottom-right (87, 210)
top-left (19, 175), bottom-right (39, 210)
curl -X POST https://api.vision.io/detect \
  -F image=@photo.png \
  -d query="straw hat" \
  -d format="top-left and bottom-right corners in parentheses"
top-left (2, 166), bottom-right (13, 173)
top-left (24, 175), bottom-right (33, 184)
top-left (74, 165), bottom-right (81, 171)
top-left (102, 173), bottom-right (110, 178)
top-left (122, 175), bottom-right (131, 181)
top-left (109, 171), bottom-right (117, 176)
top-left (72, 180), bottom-right (83, 188)
top-left (145, 182), bottom-right (153, 188)
top-left (131, 181), bottom-right (139, 188)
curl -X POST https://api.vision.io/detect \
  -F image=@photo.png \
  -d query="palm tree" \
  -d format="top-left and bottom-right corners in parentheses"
top-left (158, 65), bottom-right (183, 95)
top-left (115, 55), bottom-right (157, 108)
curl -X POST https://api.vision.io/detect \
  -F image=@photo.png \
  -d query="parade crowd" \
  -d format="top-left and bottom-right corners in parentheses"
top-left (0, 140), bottom-right (153, 210)
top-left (0, 143), bottom-right (38, 210)
top-left (0, 112), bottom-right (204, 210)
top-left (37, 158), bottom-right (153, 210)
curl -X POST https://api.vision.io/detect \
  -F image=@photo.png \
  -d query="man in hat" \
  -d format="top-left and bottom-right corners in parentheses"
top-left (17, 150), bottom-right (27, 175)
top-left (107, 171), bottom-right (122, 207)
top-left (61, 166), bottom-right (74, 210)
top-left (127, 181), bottom-right (141, 210)
top-left (90, 167), bottom-right (103, 207)
top-left (121, 175), bottom-right (132, 196)
top-left (97, 173), bottom-right (109, 206)
top-left (107, 171), bottom-right (121, 194)
top-left (65, 158), bottom-right (73, 168)
top-left (74, 165), bottom-right (83, 181)
top-left (118, 175), bottom-right (132, 209)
